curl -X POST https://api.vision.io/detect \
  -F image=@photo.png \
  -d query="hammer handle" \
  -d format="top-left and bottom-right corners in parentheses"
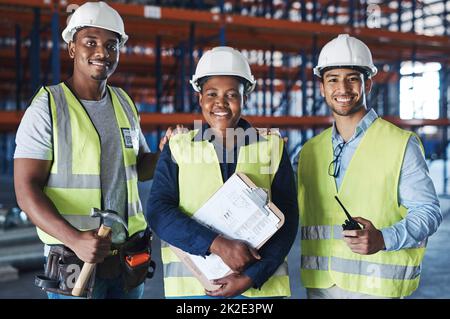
top-left (97, 225), bottom-right (111, 238)
top-left (71, 225), bottom-right (111, 297)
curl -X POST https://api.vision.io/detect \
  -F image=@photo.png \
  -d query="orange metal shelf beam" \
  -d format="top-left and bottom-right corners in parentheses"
top-left (0, 1), bottom-right (447, 103)
top-left (0, 0), bottom-right (51, 9)
top-left (228, 15), bottom-right (450, 50)
top-left (0, 110), bottom-right (25, 132)
top-left (108, 2), bottom-right (450, 54)
top-left (2, 111), bottom-right (450, 132)
top-left (2, 1), bottom-right (449, 56)
top-left (0, 46), bottom-right (403, 86)
top-left (3, 13), bottom-right (441, 63)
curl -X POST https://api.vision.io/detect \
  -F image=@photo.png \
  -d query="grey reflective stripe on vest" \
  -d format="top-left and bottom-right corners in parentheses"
top-left (301, 225), bottom-right (330, 240)
top-left (164, 260), bottom-right (289, 278)
top-left (161, 240), bottom-right (169, 248)
top-left (125, 164), bottom-right (138, 181)
top-left (47, 85), bottom-right (72, 182)
top-left (164, 262), bottom-right (196, 277)
top-left (272, 262), bottom-right (289, 276)
top-left (162, 237), bottom-right (289, 279)
top-left (46, 85), bottom-right (100, 189)
top-left (333, 225), bottom-right (343, 239)
top-left (301, 255), bottom-right (329, 271)
top-left (331, 256), bottom-right (421, 280)
top-left (109, 87), bottom-right (139, 187)
top-left (108, 88), bottom-right (142, 218)
top-left (47, 173), bottom-right (100, 188)
top-left (301, 255), bottom-right (421, 280)
top-left (63, 214), bottom-right (100, 230)
top-left (109, 87), bottom-right (137, 132)
top-left (301, 225), bottom-right (343, 240)
top-left (128, 200), bottom-right (143, 217)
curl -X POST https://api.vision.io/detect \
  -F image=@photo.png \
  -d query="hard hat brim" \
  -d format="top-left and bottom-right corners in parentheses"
top-left (190, 74), bottom-right (256, 94)
top-left (314, 64), bottom-right (378, 78)
top-left (62, 24), bottom-right (128, 47)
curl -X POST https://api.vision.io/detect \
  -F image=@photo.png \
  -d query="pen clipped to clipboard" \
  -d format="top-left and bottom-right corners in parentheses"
top-left (169, 172), bottom-right (285, 291)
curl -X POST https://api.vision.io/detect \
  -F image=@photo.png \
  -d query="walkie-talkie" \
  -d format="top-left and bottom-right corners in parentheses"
top-left (334, 196), bottom-right (362, 230)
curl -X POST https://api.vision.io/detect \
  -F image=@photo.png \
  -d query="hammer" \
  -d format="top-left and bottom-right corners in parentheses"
top-left (71, 208), bottom-right (127, 297)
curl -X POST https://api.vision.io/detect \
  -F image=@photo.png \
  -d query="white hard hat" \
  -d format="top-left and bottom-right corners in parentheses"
top-left (313, 34), bottom-right (377, 78)
top-left (190, 46), bottom-right (256, 93)
top-left (62, 1), bottom-right (128, 47)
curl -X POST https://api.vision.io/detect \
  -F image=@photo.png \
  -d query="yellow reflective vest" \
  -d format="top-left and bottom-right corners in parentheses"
top-left (161, 129), bottom-right (290, 297)
top-left (297, 118), bottom-right (426, 298)
top-left (35, 82), bottom-right (147, 244)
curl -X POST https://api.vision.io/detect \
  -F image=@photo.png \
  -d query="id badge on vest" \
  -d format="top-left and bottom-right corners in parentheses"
top-left (121, 128), bottom-right (139, 155)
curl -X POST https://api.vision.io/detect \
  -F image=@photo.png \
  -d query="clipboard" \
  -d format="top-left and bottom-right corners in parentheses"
top-left (169, 172), bottom-right (285, 291)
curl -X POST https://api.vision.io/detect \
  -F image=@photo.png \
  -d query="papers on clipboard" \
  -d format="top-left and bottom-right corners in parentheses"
top-left (169, 172), bottom-right (284, 291)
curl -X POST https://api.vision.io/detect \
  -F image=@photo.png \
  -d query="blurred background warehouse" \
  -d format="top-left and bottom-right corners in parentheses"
top-left (0, 0), bottom-right (449, 298)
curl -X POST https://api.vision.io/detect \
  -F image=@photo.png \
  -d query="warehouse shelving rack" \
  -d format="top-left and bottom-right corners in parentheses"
top-left (0, 0), bottom-right (449, 190)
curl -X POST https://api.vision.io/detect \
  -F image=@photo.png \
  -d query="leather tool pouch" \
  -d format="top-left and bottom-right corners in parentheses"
top-left (119, 228), bottom-right (155, 292)
top-left (35, 245), bottom-right (95, 298)
top-left (35, 229), bottom-right (155, 296)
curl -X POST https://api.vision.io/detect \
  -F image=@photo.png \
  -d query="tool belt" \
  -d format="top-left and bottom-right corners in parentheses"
top-left (99, 227), bottom-right (156, 292)
top-left (35, 245), bottom-right (95, 298)
top-left (35, 228), bottom-right (155, 297)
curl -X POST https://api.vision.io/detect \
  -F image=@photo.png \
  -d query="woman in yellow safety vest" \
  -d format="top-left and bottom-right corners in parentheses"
top-left (146, 46), bottom-right (299, 298)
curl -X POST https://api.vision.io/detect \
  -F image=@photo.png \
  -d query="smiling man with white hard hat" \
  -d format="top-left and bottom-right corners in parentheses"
top-left (297, 33), bottom-right (441, 299)
top-left (62, 1), bottom-right (129, 47)
top-left (14, 1), bottom-right (171, 299)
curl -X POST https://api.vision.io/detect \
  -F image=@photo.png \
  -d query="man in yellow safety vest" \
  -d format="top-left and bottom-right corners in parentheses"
top-left (297, 34), bottom-right (442, 298)
top-left (14, 1), bottom-right (171, 299)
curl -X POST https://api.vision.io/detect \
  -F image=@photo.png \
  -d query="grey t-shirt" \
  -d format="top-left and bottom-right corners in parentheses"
top-left (14, 90), bottom-right (151, 243)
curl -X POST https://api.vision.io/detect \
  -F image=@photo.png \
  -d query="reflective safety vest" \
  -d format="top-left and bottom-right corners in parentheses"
top-left (162, 129), bottom-right (290, 297)
top-left (297, 118), bottom-right (426, 298)
top-left (35, 83), bottom-right (147, 244)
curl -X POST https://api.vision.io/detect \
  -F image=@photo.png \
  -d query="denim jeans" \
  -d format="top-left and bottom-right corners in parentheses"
top-left (47, 276), bottom-right (145, 299)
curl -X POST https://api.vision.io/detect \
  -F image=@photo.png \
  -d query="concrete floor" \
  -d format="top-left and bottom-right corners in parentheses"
top-left (1, 163), bottom-right (450, 299)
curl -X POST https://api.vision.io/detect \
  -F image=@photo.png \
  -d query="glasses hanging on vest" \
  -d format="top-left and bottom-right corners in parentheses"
top-left (328, 142), bottom-right (346, 178)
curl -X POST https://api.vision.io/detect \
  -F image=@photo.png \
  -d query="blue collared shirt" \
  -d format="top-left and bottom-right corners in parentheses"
top-left (331, 109), bottom-right (442, 251)
top-left (146, 118), bottom-right (299, 289)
